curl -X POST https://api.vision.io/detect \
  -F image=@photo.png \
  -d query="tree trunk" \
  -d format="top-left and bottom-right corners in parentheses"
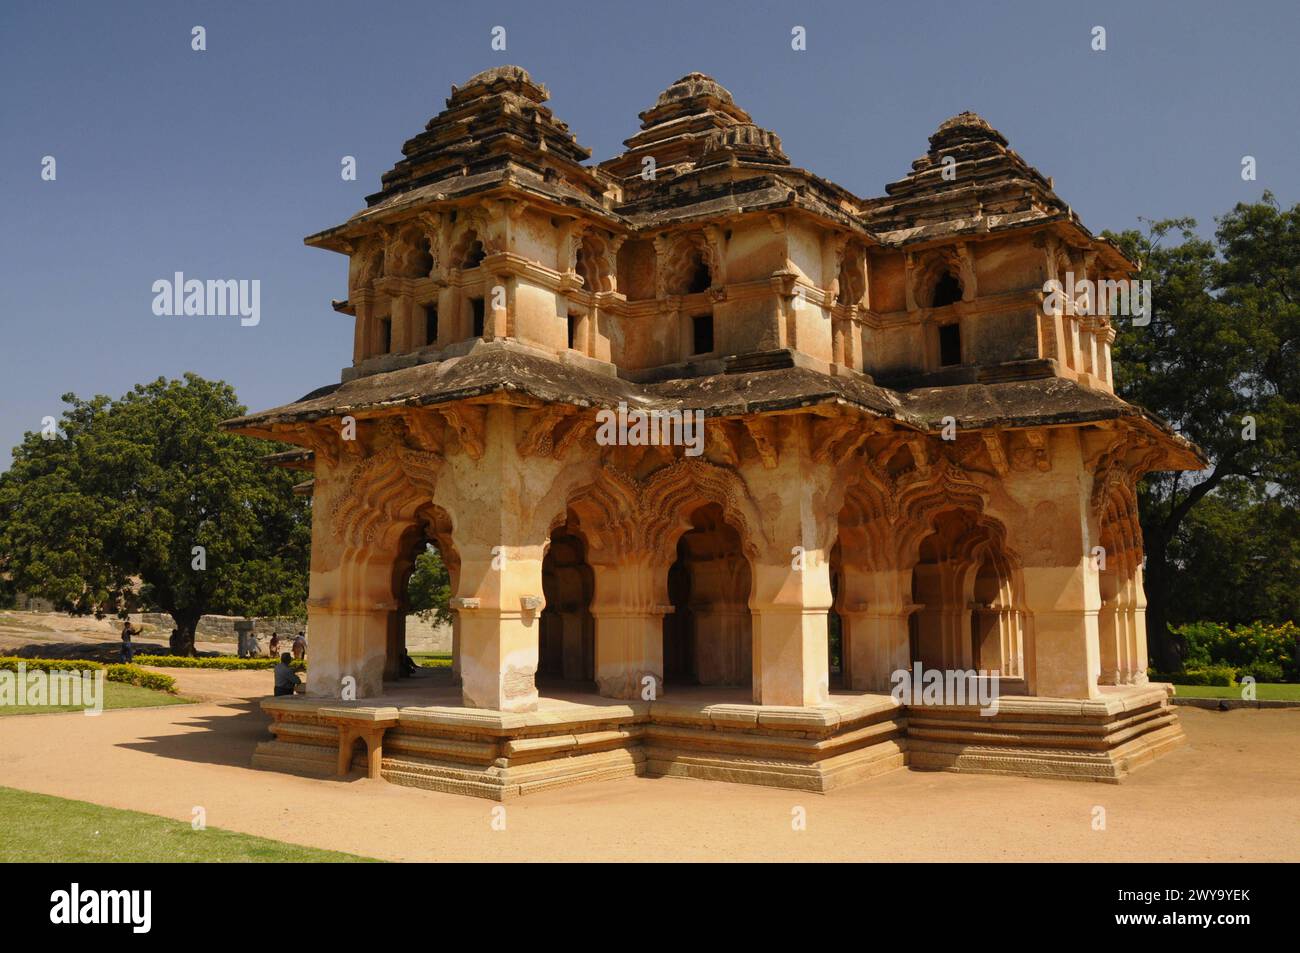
top-left (1142, 535), bottom-right (1183, 672)
top-left (170, 611), bottom-right (201, 657)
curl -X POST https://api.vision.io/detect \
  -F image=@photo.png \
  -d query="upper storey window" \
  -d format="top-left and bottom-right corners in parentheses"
top-left (931, 271), bottom-right (963, 308)
top-left (938, 322), bottom-right (962, 366)
top-left (576, 234), bottom-right (615, 293)
top-left (462, 239), bottom-right (486, 269)
top-left (452, 228), bottom-right (486, 269)
top-left (663, 237), bottom-right (713, 296)
top-left (686, 257), bottom-right (711, 294)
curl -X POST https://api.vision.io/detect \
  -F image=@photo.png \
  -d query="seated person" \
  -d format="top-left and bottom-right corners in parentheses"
top-left (273, 652), bottom-right (302, 697)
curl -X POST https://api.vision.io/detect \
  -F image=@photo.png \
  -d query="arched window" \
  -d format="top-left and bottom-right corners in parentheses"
top-left (932, 271), bottom-right (963, 308)
top-left (461, 238), bottom-right (485, 269)
top-left (686, 257), bottom-right (712, 294)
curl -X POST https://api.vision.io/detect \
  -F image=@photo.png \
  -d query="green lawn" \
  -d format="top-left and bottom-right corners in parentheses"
top-left (0, 681), bottom-right (194, 716)
top-left (1166, 682), bottom-right (1300, 701)
top-left (409, 653), bottom-right (452, 669)
top-left (0, 787), bottom-right (379, 862)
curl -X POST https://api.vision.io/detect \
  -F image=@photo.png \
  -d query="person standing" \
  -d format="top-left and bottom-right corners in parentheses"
top-left (120, 620), bottom-right (138, 663)
top-left (268, 631), bottom-right (281, 658)
top-left (292, 631), bottom-right (306, 660)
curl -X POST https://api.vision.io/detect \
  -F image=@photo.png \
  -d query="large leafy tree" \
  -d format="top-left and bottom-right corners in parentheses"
top-left (1108, 194), bottom-right (1300, 668)
top-left (407, 545), bottom-right (453, 627)
top-left (0, 374), bottom-right (310, 654)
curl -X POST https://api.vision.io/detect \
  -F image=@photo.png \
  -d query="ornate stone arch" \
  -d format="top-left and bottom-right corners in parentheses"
top-left (913, 245), bottom-right (974, 307)
top-left (659, 231), bottom-right (717, 297)
top-left (836, 242), bottom-right (866, 307)
top-left (639, 458), bottom-right (766, 565)
top-left (388, 222), bottom-right (436, 279)
top-left (352, 238), bottom-right (386, 294)
top-left (329, 440), bottom-right (446, 550)
top-left (449, 212), bottom-right (498, 270)
top-left (576, 232), bottom-right (615, 293)
top-left (563, 458), bottom-right (767, 566)
top-left (894, 461), bottom-right (994, 568)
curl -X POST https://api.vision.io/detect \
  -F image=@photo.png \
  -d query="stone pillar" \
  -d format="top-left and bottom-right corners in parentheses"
top-left (986, 428), bottom-right (1105, 699)
top-left (443, 404), bottom-right (558, 712)
top-left (450, 612), bottom-right (462, 684)
top-left (750, 552), bottom-right (832, 706)
top-left (301, 465), bottom-right (395, 700)
top-left (352, 294), bottom-right (373, 364)
top-left (839, 564), bottom-right (913, 691)
top-left (391, 291), bottom-right (415, 352)
top-left (454, 545), bottom-right (543, 712)
top-left (488, 272), bottom-right (510, 340)
top-left (589, 557), bottom-right (667, 700)
top-left (1023, 563), bottom-right (1101, 698)
top-left (1097, 566), bottom-right (1121, 685)
top-left (738, 419), bottom-right (838, 707)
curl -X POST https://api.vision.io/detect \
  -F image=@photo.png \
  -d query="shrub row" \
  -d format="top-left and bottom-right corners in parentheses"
top-left (1174, 621), bottom-right (1299, 682)
top-left (1150, 663), bottom-right (1240, 687)
top-left (133, 655), bottom-right (305, 672)
top-left (0, 657), bottom-right (178, 694)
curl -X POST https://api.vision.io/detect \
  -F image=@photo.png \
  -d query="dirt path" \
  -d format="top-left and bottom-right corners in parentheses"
top-left (0, 610), bottom-right (236, 660)
top-left (0, 670), bottom-right (1296, 862)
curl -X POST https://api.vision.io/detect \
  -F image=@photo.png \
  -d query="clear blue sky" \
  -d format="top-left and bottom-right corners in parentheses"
top-left (2, 0), bottom-right (1297, 469)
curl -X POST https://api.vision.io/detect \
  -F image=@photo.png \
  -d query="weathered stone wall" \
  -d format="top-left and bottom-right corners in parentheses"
top-left (133, 613), bottom-right (304, 640)
top-left (128, 611), bottom-right (451, 653)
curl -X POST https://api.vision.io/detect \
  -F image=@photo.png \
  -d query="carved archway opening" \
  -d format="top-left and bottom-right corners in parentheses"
top-left (1095, 480), bottom-right (1145, 686)
top-left (392, 227), bottom-right (435, 279)
top-left (388, 504), bottom-right (459, 684)
top-left (576, 233), bottom-right (614, 293)
top-left (538, 513), bottom-right (596, 687)
top-left (452, 228), bottom-right (486, 269)
top-left (663, 235), bottom-right (713, 296)
top-left (908, 507), bottom-right (1025, 682)
top-left (931, 270), bottom-right (963, 308)
top-left (837, 251), bottom-right (865, 307)
top-left (662, 502), bottom-right (753, 693)
top-left (828, 538), bottom-right (845, 688)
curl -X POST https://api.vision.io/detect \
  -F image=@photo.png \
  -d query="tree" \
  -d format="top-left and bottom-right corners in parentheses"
top-left (0, 374), bottom-right (311, 655)
top-left (1164, 478), bottom-right (1300, 627)
top-left (407, 545), bottom-right (453, 626)
top-left (1107, 194), bottom-right (1300, 667)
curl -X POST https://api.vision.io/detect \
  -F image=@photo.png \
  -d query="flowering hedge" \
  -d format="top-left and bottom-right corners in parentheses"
top-left (133, 655), bottom-right (305, 672)
top-left (0, 657), bottom-right (178, 693)
top-left (1174, 621), bottom-right (1299, 682)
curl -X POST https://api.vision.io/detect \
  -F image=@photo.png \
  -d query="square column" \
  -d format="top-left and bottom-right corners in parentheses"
top-left (1024, 564), bottom-right (1102, 698)
top-left (840, 566), bottom-right (913, 691)
top-left (1000, 429), bottom-right (1104, 699)
top-left (454, 550), bottom-right (543, 712)
top-left (749, 552), bottom-right (832, 707)
top-left (589, 558), bottom-right (667, 700)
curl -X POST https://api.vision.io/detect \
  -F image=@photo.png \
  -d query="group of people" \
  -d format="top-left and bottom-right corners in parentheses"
top-left (118, 620), bottom-right (307, 664)
top-left (237, 629), bottom-right (307, 660)
top-left (259, 630), bottom-right (307, 660)
top-left (117, 618), bottom-right (308, 698)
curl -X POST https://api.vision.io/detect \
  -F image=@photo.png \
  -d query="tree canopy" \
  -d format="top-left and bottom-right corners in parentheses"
top-left (1107, 193), bottom-right (1300, 666)
top-left (406, 545), bottom-right (453, 627)
top-left (0, 374), bottom-right (310, 653)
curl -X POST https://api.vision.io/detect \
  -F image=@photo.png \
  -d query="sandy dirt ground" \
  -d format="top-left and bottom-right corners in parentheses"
top-left (0, 668), bottom-right (1297, 862)
top-left (0, 611), bottom-right (237, 660)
